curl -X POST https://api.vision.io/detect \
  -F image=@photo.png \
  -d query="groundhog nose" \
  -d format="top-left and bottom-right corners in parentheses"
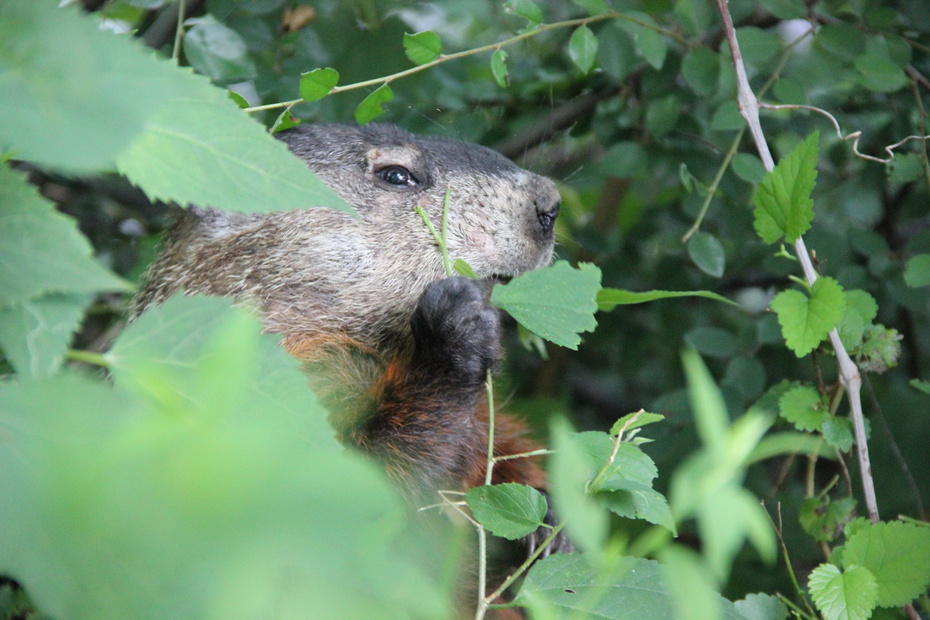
top-left (535, 199), bottom-right (560, 234)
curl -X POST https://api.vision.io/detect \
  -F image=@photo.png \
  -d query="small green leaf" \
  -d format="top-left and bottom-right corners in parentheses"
top-left (858, 324), bottom-right (902, 373)
top-left (354, 84), bottom-right (394, 125)
top-left (491, 261), bottom-right (601, 350)
top-left (753, 132), bottom-right (819, 244)
top-left (843, 521), bottom-right (930, 607)
top-left (465, 483), bottom-right (548, 540)
top-left (227, 90), bottom-right (249, 108)
top-left (299, 67), bottom-right (339, 102)
top-left (799, 496), bottom-right (856, 543)
top-left (735, 27), bottom-right (782, 66)
top-left (270, 109), bottom-right (300, 134)
top-left (636, 26), bottom-right (667, 69)
top-left (572, 0), bottom-right (611, 16)
top-left (808, 563), bottom-right (878, 620)
top-left (822, 417), bottom-right (854, 452)
top-left (910, 379), bottom-right (930, 394)
top-left (403, 31), bottom-right (442, 65)
top-left (504, 0), bottom-right (542, 26)
top-left (732, 153), bottom-right (767, 183)
top-left (759, 0), bottom-right (807, 19)
top-left (855, 52), bottom-right (908, 93)
top-left (681, 48), bottom-right (720, 97)
top-left (490, 49), bottom-right (510, 88)
top-left (684, 326), bottom-right (738, 358)
top-left (610, 411), bottom-right (665, 436)
top-left (597, 288), bottom-right (735, 311)
top-left (734, 592), bottom-right (789, 620)
top-left (778, 385), bottom-right (827, 432)
top-left (904, 254), bottom-right (930, 287)
top-left (183, 16), bottom-right (256, 85)
top-left (770, 277), bottom-right (846, 357)
top-left (0, 166), bottom-right (131, 307)
top-left (711, 101), bottom-right (745, 131)
top-left (451, 258), bottom-right (477, 279)
top-left (568, 26), bottom-right (599, 74)
top-left (687, 232), bottom-right (726, 278)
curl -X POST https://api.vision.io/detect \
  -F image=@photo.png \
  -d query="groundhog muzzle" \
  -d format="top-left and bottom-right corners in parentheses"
top-left (134, 123), bottom-right (570, 564)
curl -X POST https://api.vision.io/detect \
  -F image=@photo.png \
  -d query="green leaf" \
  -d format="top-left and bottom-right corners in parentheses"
top-left (504, 0), bottom-right (542, 26)
top-left (910, 379), bottom-right (930, 394)
top-left (800, 496), bottom-right (856, 543)
top-left (660, 545), bottom-right (734, 620)
top-left (732, 153), bottom-right (767, 183)
top-left (753, 132), bottom-right (819, 244)
top-left (759, 0), bottom-right (807, 19)
top-left (680, 348), bottom-right (729, 450)
top-left (687, 232), bottom-right (726, 278)
top-left (855, 52), bottom-right (908, 93)
top-left (597, 288), bottom-right (736, 311)
top-left (0, 0), bottom-right (192, 172)
top-left (711, 101), bottom-right (746, 131)
top-left (490, 49), bottom-right (510, 88)
top-left (821, 417), bottom-right (854, 452)
top-left (858, 324), bottom-right (902, 373)
top-left (299, 67), bottom-right (339, 102)
top-left (610, 411), bottom-right (665, 436)
top-left (182, 16), bottom-right (256, 85)
top-left (684, 326), bottom-right (738, 358)
top-left (572, 0), bottom-right (611, 16)
top-left (568, 26), bottom-right (599, 74)
top-left (117, 95), bottom-right (353, 214)
top-left (597, 481), bottom-right (676, 533)
top-left (735, 27), bottom-right (782, 65)
top-left (269, 109), bottom-right (300, 134)
top-left (770, 277), bottom-right (846, 357)
top-left (0, 166), bottom-right (131, 307)
top-left (808, 564), bottom-right (878, 620)
top-left (465, 483), bottom-right (548, 540)
top-left (451, 258), bottom-right (477, 279)
top-left (403, 31), bottom-right (442, 65)
top-left (491, 261), bottom-right (601, 350)
top-left (516, 554), bottom-right (743, 619)
top-left (637, 27), bottom-right (667, 70)
top-left (354, 84), bottom-right (394, 125)
top-left (904, 254), bottom-right (930, 287)
top-left (681, 48), bottom-right (720, 97)
top-left (838, 289), bottom-right (879, 349)
top-left (748, 432), bottom-right (835, 464)
top-left (843, 521), bottom-right (930, 607)
top-left (549, 420), bottom-right (609, 553)
top-left (778, 385), bottom-right (827, 432)
top-left (0, 293), bottom-right (92, 379)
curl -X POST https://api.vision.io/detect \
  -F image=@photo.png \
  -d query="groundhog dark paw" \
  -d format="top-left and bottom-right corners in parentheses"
top-left (523, 494), bottom-right (575, 558)
top-left (411, 276), bottom-right (501, 384)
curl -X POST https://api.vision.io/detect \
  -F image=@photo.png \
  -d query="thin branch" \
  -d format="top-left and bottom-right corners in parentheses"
top-left (712, 0), bottom-right (880, 523)
top-left (244, 11), bottom-right (687, 115)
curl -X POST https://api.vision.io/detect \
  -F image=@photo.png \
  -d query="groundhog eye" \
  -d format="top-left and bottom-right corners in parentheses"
top-left (377, 165), bottom-right (418, 188)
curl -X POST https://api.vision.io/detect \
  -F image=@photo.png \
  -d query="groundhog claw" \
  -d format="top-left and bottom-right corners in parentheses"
top-left (410, 276), bottom-right (501, 385)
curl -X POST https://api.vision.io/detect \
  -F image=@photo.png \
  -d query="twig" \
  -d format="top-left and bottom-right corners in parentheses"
top-left (712, 0), bottom-right (880, 524)
top-left (244, 11), bottom-right (686, 114)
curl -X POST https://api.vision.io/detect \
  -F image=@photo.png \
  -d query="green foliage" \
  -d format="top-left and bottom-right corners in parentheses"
top-left (3, 0), bottom-right (930, 618)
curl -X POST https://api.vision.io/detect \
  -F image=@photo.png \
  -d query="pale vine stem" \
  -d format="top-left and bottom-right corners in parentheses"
top-left (711, 0), bottom-right (880, 524)
top-left (243, 12), bottom-right (688, 115)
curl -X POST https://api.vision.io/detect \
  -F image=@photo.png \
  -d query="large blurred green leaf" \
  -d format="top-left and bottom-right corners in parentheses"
top-left (0, 0), bottom-right (189, 171)
top-left (0, 166), bottom-right (131, 307)
top-left (0, 297), bottom-right (448, 620)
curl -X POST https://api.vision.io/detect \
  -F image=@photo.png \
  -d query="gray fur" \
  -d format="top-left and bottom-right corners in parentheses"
top-left (133, 123), bottom-right (560, 355)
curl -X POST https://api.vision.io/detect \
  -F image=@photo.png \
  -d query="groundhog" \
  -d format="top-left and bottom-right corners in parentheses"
top-left (133, 123), bottom-right (568, 558)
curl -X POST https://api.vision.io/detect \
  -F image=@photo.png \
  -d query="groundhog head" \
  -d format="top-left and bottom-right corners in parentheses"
top-left (136, 123), bottom-right (560, 354)
top-left (278, 123), bottom-right (560, 279)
